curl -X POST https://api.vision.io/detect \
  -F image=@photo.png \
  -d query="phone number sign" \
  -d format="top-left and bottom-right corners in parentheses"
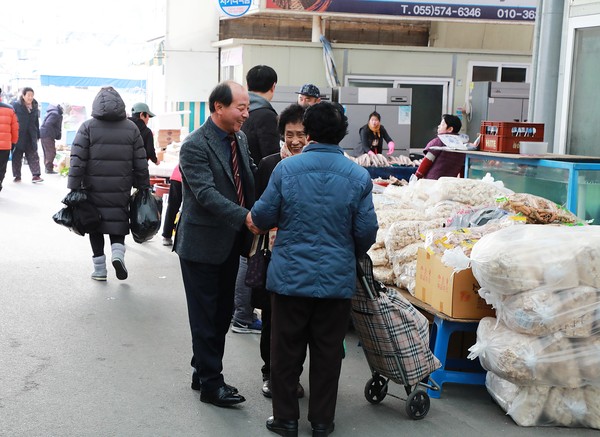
top-left (265, 1), bottom-right (537, 22)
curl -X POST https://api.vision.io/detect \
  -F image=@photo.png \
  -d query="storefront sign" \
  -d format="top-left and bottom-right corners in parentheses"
top-left (265, 0), bottom-right (537, 23)
top-left (218, 0), bottom-right (254, 17)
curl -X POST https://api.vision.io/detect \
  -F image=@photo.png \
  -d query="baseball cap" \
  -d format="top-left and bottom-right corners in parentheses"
top-left (131, 102), bottom-right (155, 117)
top-left (296, 84), bottom-right (321, 98)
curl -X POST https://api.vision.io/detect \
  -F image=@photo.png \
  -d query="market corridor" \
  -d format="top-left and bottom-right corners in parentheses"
top-left (0, 170), bottom-right (593, 437)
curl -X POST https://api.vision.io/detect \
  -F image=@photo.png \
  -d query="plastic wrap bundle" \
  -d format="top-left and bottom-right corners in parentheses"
top-left (468, 317), bottom-right (600, 388)
top-left (372, 208), bottom-right (429, 249)
top-left (425, 177), bottom-right (513, 207)
top-left (423, 217), bottom-right (521, 258)
top-left (446, 206), bottom-right (513, 228)
top-left (486, 372), bottom-right (600, 429)
top-left (470, 225), bottom-right (600, 295)
top-left (373, 194), bottom-right (405, 211)
top-left (393, 259), bottom-right (417, 295)
top-left (373, 266), bottom-right (395, 285)
top-left (390, 243), bottom-right (422, 293)
top-left (384, 219), bottom-right (444, 260)
top-left (424, 200), bottom-right (469, 221)
top-left (498, 192), bottom-right (581, 225)
top-left (489, 286), bottom-right (600, 338)
top-left (367, 247), bottom-right (388, 267)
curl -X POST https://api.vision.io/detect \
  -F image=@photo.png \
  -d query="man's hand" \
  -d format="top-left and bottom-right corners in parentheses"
top-left (245, 211), bottom-right (264, 235)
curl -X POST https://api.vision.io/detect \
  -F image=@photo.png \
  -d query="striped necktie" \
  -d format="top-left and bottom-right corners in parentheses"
top-left (228, 135), bottom-right (245, 207)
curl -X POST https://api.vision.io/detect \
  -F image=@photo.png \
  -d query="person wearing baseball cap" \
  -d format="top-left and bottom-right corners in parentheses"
top-left (296, 84), bottom-right (321, 107)
top-left (129, 102), bottom-right (157, 164)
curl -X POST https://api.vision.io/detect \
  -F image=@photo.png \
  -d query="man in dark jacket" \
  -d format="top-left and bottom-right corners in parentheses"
top-left (129, 102), bottom-right (157, 164)
top-left (40, 104), bottom-right (64, 174)
top-left (175, 80), bottom-right (259, 408)
top-left (11, 87), bottom-right (42, 183)
top-left (232, 65), bottom-right (279, 335)
top-left (241, 65), bottom-right (279, 165)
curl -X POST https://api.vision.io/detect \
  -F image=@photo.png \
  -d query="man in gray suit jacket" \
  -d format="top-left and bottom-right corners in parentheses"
top-left (174, 81), bottom-right (260, 407)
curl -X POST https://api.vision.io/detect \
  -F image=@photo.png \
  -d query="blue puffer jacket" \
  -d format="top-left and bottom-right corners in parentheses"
top-left (251, 143), bottom-right (378, 299)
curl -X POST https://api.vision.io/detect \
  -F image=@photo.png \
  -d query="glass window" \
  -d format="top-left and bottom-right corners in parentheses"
top-left (500, 67), bottom-right (527, 82)
top-left (567, 26), bottom-right (600, 156)
top-left (472, 66), bottom-right (498, 82)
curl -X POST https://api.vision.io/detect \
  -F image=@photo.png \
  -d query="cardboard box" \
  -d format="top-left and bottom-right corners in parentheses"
top-left (415, 248), bottom-right (495, 319)
top-left (157, 129), bottom-right (181, 149)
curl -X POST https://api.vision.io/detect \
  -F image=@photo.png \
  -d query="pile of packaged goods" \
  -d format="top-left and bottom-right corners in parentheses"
top-left (467, 225), bottom-right (600, 429)
top-left (368, 176), bottom-right (519, 293)
top-left (369, 178), bottom-right (585, 295)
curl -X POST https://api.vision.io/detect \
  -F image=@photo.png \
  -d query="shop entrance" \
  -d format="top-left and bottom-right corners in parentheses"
top-left (346, 76), bottom-right (451, 151)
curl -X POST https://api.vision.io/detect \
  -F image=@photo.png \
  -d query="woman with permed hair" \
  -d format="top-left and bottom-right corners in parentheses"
top-left (249, 101), bottom-right (378, 437)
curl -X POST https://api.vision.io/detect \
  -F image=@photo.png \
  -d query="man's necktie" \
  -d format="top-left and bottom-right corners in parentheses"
top-left (229, 135), bottom-right (245, 207)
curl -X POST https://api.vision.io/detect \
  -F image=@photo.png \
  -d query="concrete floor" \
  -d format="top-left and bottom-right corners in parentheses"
top-left (0, 164), bottom-right (595, 436)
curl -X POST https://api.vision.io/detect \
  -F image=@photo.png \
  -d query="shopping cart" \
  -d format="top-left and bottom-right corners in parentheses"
top-left (351, 254), bottom-right (440, 419)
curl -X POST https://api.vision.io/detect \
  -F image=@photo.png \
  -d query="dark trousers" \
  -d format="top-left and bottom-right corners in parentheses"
top-left (179, 250), bottom-right (240, 392)
top-left (40, 137), bottom-right (56, 172)
top-left (161, 179), bottom-right (182, 239)
top-left (12, 140), bottom-right (41, 178)
top-left (0, 150), bottom-right (9, 187)
top-left (271, 294), bottom-right (351, 424)
top-left (89, 233), bottom-right (125, 257)
top-left (260, 304), bottom-right (271, 378)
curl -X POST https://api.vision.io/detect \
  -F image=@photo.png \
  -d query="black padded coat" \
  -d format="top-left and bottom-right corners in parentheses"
top-left (67, 87), bottom-right (150, 235)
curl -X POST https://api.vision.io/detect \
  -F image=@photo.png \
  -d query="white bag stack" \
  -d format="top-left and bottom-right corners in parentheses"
top-left (468, 225), bottom-right (600, 430)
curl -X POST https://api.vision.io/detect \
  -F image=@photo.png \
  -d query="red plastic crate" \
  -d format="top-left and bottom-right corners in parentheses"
top-left (480, 121), bottom-right (545, 153)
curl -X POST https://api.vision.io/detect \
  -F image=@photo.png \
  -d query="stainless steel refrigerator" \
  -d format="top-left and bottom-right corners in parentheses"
top-left (467, 81), bottom-right (530, 141)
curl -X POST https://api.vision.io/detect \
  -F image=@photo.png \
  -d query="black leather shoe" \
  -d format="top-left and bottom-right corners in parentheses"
top-left (262, 380), bottom-right (272, 398)
top-left (200, 385), bottom-right (245, 407)
top-left (266, 416), bottom-right (298, 437)
top-left (191, 370), bottom-right (237, 393)
top-left (311, 422), bottom-right (335, 437)
top-left (262, 380), bottom-right (304, 399)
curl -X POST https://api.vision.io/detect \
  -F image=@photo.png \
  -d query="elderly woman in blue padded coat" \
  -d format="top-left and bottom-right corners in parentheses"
top-left (250, 101), bottom-right (378, 437)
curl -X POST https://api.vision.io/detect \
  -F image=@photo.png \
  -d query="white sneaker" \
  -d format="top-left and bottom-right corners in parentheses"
top-left (162, 237), bottom-right (173, 246)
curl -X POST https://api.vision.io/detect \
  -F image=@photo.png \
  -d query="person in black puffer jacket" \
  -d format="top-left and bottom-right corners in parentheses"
top-left (68, 86), bottom-right (150, 281)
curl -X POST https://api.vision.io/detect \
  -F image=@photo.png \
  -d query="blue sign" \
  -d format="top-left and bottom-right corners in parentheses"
top-left (218, 0), bottom-right (253, 18)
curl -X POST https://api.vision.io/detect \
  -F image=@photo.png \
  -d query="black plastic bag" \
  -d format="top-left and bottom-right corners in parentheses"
top-left (62, 190), bottom-right (88, 206)
top-left (52, 206), bottom-right (84, 236)
top-left (53, 189), bottom-right (101, 236)
top-left (130, 188), bottom-right (162, 244)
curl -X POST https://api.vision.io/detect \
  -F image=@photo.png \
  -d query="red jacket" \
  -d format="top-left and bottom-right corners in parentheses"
top-left (0, 102), bottom-right (19, 150)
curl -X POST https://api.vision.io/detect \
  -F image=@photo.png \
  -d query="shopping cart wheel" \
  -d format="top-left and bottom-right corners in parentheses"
top-left (405, 389), bottom-right (430, 420)
top-left (364, 375), bottom-right (387, 404)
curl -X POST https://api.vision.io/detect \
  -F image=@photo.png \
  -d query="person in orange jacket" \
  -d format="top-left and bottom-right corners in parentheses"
top-left (0, 88), bottom-right (20, 192)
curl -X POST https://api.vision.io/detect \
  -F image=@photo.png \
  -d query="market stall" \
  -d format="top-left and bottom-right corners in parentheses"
top-left (366, 174), bottom-right (600, 429)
